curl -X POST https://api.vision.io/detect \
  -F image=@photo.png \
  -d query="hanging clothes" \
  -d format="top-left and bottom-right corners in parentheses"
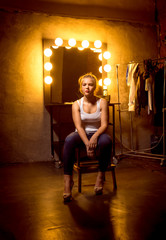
top-left (126, 63), bottom-right (139, 111)
top-left (135, 72), bottom-right (148, 115)
top-left (145, 75), bottom-right (153, 115)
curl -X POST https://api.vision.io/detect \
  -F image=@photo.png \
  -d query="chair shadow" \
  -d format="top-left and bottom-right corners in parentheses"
top-left (67, 191), bottom-right (116, 240)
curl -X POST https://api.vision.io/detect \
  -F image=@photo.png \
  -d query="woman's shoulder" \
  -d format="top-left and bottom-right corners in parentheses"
top-left (72, 98), bottom-right (82, 109)
top-left (96, 96), bottom-right (107, 104)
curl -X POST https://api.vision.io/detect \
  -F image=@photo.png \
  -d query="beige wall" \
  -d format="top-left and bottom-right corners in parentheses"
top-left (0, 10), bottom-right (158, 163)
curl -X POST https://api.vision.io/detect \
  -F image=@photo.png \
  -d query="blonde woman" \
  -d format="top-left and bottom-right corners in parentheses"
top-left (63, 73), bottom-right (112, 202)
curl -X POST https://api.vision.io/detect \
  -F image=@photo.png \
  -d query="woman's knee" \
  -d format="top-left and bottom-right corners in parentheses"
top-left (64, 132), bottom-right (81, 148)
top-left (98, 133), bottom-right (112, 148)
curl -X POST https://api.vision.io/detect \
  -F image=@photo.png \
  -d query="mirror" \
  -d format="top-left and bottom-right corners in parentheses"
top-left (43, 39), bottom-right (108, 105)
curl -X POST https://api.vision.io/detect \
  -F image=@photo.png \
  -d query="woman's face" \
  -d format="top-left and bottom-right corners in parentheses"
top-left (81, 77), bottom-right (96, 96)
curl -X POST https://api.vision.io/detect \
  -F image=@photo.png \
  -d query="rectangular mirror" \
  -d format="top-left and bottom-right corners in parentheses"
top-left (43, 39), bottom-right (108, 105)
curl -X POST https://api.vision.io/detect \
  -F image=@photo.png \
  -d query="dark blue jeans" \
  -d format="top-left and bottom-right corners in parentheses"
top-left (63, 132), bottom-right (112, 175)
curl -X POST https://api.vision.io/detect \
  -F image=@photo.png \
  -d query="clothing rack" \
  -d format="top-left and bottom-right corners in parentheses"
top-left (116, 57), bottom-right (166, 166)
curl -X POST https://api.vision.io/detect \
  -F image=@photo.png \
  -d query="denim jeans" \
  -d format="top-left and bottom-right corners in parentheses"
top-left (63, 132), bottom-right (112, 175)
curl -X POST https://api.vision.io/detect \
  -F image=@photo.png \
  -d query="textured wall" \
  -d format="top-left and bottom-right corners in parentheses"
top-left (0, 10), bottom-right (158, 163)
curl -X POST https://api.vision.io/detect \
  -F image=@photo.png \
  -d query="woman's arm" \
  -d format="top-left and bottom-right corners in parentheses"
top-left (72, 101), bottom-right (95, 158)
top-left (89, 98), bottom-right (108, 148)
top-left (72, 101), bottom-right (89, 146)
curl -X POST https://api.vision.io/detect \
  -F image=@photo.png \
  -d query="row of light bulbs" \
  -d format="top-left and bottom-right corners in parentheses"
top-left (54, 37), bottom-right (102, 49)
top-left (44, 38), bottom-right (112, 86)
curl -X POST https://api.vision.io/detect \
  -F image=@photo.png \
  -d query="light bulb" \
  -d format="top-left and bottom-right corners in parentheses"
top-left (94, 40), bottom-right (102, 48)
top-left (104, 64), bottom-right (111, 72)
top-left (99, 66), bottom-right (102, 73)
top-left (81, 40), bottom-right (89, 48)
top-left (68, 38), bottom-right (76, 47)
top-left (98, 53), bottom-right (102, 61)
top-left (55, 38), bottom-right (63, 46)
top-left (44, 48), bottom-right (52, 57)
top-left (78, 47), bottom-right (84, 51)
top-left (99, 79), bottom-right (103, 86)
top-left (104, 78), bottom-right (111, 85)
top-left (44, 76), bottom-right (53, 84)
top-left (52, 45), bottom-right (59, 49)
top-left (44, 62), bottom-right (52, 71)
top-left (65, 46), bottom-right (71, 49)
top-left (103, 51), bottom-right (111, 59)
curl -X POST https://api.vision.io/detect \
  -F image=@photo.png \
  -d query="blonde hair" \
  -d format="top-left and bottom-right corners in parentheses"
top-left (78, 73), bottom-right (98, 95)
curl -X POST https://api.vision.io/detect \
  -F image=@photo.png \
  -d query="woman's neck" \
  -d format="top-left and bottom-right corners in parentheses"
top-left (83, 95), bottom-right (96, 104)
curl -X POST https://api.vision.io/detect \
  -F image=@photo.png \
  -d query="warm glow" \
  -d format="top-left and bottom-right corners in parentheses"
top-left (44, 62), bottom-right (52, 71)
top-left (103, 51), bottom-right (111, 59)
top-left (81, 40), bottom-right (89, 48)
top-left (78, 47), bottom-right (84, 51)
top-left (65, 46), bottom-right (71, 49)
top-left (104, 64), bottom-right (111, 72)
top-left (99, 79), bottom-right (103, 86)
top-left (99, 53), bottom-right (102, 61)
top-left (99, 66), bottom-right (102, 73)
top-left (93, 49), bottom-right (102, 53)
top-left (44, 48), bottom-right (52, 57)
top-left (55, 38), bottom-right (63, 46)
top-left (103, 85), bottom-right (108, 96)
top-left (104, 78), bottom-right (111, 85)
top-left (68, 38), bottom-right (76, 47)
top-left (52, 45), bottom-right (59, 49)
top-left (44, 76), bottom-right (53, 84)
top-left (94, 40), bottom-right (102, 48)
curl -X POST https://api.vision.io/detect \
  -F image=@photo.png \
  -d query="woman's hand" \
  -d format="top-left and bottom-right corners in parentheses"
top-left (89, 134), bottom-right (98, 149)
top-left (86, 135), bottom-right (98, 158)
top-left (86, 144), bottom-right (95, 158)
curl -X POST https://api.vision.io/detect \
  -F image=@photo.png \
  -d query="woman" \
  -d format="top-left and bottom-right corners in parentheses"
top-left (63, 73), bottom-right (112, 202)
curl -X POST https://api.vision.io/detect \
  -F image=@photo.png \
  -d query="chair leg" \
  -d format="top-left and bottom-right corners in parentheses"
top-left (78, 171), bottom-right (82, 193)
top-left (111, 169), bottom-right (117, 190)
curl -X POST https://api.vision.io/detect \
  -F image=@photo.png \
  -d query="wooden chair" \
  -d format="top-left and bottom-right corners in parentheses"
top-left (73, 147), bottom-right (117, 193)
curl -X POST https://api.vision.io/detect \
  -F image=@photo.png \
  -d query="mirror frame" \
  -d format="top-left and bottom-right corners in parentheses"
top-left (43, 38), bottom-right (108, 105)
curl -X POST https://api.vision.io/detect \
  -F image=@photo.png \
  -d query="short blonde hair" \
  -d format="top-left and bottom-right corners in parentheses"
top-left (78, 73), bottom-right (98, 94)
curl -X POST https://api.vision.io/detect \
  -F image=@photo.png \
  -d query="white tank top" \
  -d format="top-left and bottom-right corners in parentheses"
top-left (76, 97), bottom-right (101, 134)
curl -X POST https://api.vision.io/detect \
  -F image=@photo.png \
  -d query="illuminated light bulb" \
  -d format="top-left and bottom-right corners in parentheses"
top-left (81, 40), bottom-right (89, 48)
top-left (55, 37), bottom-right (63, 46)
top-left (78, 47), bottom-right (84, 51)
top-left (52, 45), bottom-right (59, 49)
top-left (65, 46), bottom-right (71, 49)
top-left (99, 66), bottom-right (102, 73)
top-left (44, 48), bottom-right (52, 57)
top-left (44, 62), bottom-right (52, 71)
top-left (90, 48), bottom-right (96, 51)
top-left (94, 40), bottom-right (102, 48)
top-left (99, 53), bottom-right (102, 61)
top-left (99, 79), bottom-right (103, 86)
top-left (104, 78), bottom-right (111, 86)
top-left (44, 76), bottom-right (53, 84)
top-left (103, 51), bottom-right (111, 59)
top-left (68, 38), bottom-right (76, 47)
top-left (104, 64), bottom-right (111, 72)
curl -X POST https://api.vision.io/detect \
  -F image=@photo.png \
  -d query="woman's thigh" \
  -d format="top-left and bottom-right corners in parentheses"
top-left (98, 133), bottom-right (112, 147)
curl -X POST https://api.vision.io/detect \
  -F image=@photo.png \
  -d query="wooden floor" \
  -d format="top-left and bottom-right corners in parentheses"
top-left (0, 157), bottom-right (166, 240)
